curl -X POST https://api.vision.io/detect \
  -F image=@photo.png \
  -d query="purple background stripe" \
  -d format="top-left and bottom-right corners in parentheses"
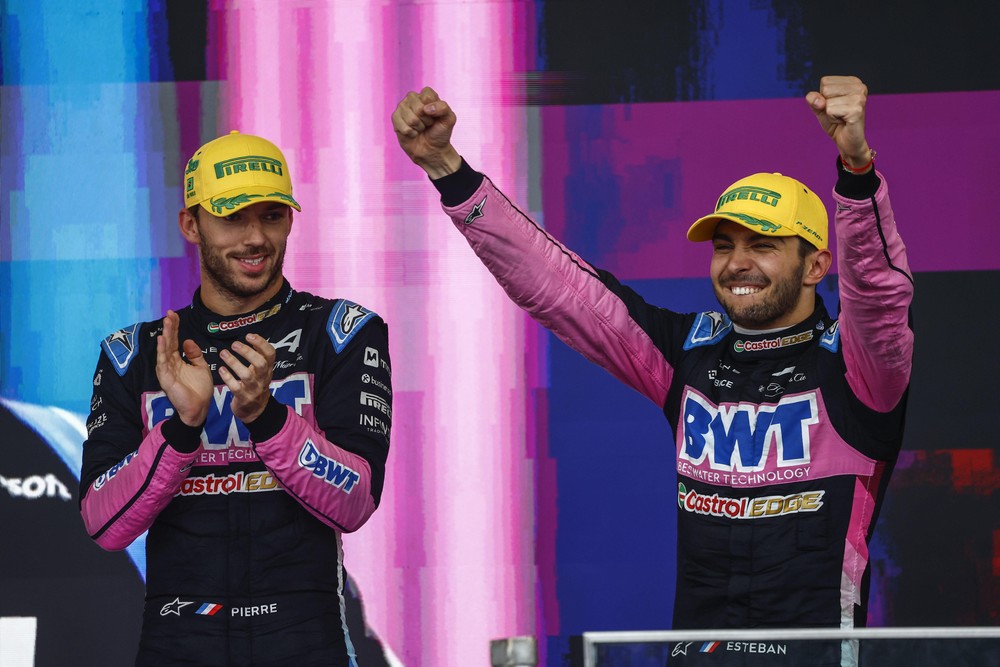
top-left (539, 90), bottom-right (1000, 279)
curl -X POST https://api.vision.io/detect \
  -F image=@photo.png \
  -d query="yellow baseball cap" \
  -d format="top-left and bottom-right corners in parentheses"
top-left (686, 173), bottom-right (828, 250)
top-left (183, 131), bottom-right (301, 216)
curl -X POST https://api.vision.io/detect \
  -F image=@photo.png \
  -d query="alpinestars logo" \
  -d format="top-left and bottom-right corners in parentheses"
top-left (160, 598), bottom-right (194, 616)
top-left (464, 195), bottom-right (487, 225)
top-left (102, 323), bottom-right (141, 376)
top-left (328, 300), bottom-right (376, 354)
top-left (672, 643), bottom-right (694, 657)
top-left (684, 311), bottom-right (733, 349)
top-left (340, 304), bottom-right (367, 335)
top-left (106, 328), bottom-right (135, 353)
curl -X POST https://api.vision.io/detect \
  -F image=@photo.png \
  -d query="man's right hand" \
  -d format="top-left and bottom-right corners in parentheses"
top-left (156, 310), bottom-right (212, 427)
top-left (392, 86), bottom-right (462, 179)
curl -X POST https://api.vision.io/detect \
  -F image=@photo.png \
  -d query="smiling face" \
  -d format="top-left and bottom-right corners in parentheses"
top-left (710, 221), bottom-right (830, 330)
top-left (179, 201), bottom-right (293, 315)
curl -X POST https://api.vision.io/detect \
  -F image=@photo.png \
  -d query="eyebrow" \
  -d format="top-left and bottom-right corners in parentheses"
top-left (712, 231), bottom-right (780, 243)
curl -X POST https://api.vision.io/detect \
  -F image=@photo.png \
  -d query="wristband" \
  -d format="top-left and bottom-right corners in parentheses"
top-left (840, 149), bottom-right (876, 174)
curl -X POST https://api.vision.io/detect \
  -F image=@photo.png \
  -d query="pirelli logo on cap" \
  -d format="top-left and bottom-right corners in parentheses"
top-left (717, 186), bottom-right (782, 210)
top-left (213, 155), bottom-right (284, 179)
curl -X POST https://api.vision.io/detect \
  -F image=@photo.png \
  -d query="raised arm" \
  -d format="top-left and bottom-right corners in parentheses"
top-left (393, 88), bottom-right (676, 407)
top-left (807, 76), bottom-right (914, 411)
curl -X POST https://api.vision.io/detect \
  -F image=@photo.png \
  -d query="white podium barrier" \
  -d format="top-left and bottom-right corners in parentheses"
top-left (0, 618), bottom-right (37, 667)
top-left (582, 627), bottom-right (1000, 667)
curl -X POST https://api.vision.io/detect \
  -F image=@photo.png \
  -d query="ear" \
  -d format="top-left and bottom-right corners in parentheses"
top-left (178, 208), bottom-right (201, 245)
top-left (803, 248), bottom-right (833, 286)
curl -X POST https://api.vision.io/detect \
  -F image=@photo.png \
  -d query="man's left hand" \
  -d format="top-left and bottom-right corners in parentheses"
top-left (806, 75), bottom-right (872, 171)
top-left (220, 333), bottom-right (276, 423)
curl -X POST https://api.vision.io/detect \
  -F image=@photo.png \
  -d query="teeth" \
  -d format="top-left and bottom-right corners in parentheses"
top-left (731, 286), bottom-right (762, 296)
top-left (242, 257), bottom-right (264, 266)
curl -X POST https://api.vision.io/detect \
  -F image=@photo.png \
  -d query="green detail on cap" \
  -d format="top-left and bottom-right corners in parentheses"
top-left (214, 155), bottom-right (283, 179)
top-left (717, 186), bottom-right (782, 210)
top-left (185, 159), bottom-right (199, 174)
top-left (264, 192), bottom-right (299, 208)
top-left (210, 193), bottom-right (262, 214)
top-left (209, 192), bottom-right (297, 215)
top-left (725, 212), bottom-right (781, 234)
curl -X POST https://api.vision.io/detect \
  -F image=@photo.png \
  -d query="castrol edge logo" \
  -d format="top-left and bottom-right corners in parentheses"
top-left (207, 304), bottom-right (281, 334)
top-left (733, 330), bottom-right (813, 353)
top-left (677, 483), bottom-right (824, 520)
top-left (177, 471), bottom-right (281, 496)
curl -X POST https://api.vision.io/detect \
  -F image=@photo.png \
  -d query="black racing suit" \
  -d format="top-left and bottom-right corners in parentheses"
top-left (433, 160), bottom-right (913, 666)
top-left (80, 281), bottom-right (392, 666)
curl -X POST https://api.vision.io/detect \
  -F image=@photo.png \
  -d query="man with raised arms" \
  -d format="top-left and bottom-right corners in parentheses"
top-left (394, 77), bottom-right (912, 665)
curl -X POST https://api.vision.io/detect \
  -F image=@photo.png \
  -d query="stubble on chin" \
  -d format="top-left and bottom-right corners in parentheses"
top-left (199, 243), bottom-right (284, 303)
top-left (714, 266), bottom-right (805, 329)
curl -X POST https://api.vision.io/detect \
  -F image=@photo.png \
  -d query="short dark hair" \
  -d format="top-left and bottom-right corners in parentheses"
top-left (797, 237), bottom-right (818, 259)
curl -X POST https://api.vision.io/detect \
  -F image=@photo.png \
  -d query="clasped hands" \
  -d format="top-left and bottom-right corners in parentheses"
top-left (155, 310), bottom-right (275, 428)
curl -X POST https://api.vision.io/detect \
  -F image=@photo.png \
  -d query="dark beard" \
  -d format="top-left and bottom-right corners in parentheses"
top-left (716, 261), bottom-right (805, 329)
top-left (198, 236), bottom-right (284, 304)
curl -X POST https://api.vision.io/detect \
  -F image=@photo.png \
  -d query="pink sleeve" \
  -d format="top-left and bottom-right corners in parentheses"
top-left (80, 421), bottom-right (200, 551)
top-left (445, 178), bottom-right (673, 407)
top-left (252, 406), bottom-right (376, 533)
top-left (834, 172), bottom-right (914, 412)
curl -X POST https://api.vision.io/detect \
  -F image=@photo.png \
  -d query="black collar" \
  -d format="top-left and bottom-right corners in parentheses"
top-left (189, 279), bottom-right (295, 339)
top-left (727, 297), bottom-right (830, 359)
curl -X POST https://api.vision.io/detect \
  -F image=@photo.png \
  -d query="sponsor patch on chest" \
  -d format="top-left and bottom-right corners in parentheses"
top-left (176, 471), bottom-right (281, 496)
top-left (144, 372), bottom-right (314, 465)
top-left (679, 388), bottom-right (819, 480)
top-left (677, 482), bottom-right (824, 519)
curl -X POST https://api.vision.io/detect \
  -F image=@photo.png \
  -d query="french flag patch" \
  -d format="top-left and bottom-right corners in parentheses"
top-left (196, 603), bottom-right (224, 616)
top-left (700, 641), bottom-right (721, 653)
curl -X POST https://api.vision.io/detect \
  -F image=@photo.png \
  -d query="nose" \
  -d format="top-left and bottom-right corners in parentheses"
top-left (242, 216), bottom-right (268, 245)
top-left (726, 245), bottom-right (754, 272)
